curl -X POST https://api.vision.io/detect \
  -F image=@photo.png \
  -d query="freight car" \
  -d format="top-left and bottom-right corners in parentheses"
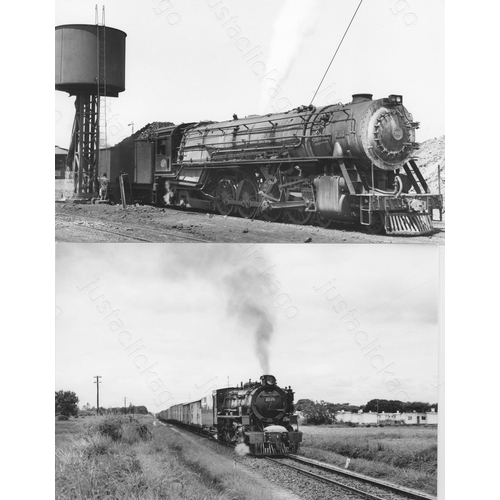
top-left (100, 93), bottom-right (442, 235)
top-left (156, 374), bottom-right (302, 456)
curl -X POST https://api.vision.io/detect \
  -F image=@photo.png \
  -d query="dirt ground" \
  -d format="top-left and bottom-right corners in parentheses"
top-left (55, 202), bottom-right (445, 244)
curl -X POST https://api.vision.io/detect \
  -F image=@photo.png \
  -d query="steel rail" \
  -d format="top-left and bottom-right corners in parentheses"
top-left (286, 455), bottom-right (436, 500)
top-left (55, 212), bottom-right (211, 243)
top-left (265, 457), bottom-right (388, 500)
top-left (57, 218), bottom-right (158, 242)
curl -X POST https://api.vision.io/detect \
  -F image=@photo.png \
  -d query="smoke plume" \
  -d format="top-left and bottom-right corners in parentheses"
top-left (162, 246), bottom-right (275, 373)
top-left (224, 269), bottom-right (274, 374)
top-left (259, 0), bottom-right (324, 113)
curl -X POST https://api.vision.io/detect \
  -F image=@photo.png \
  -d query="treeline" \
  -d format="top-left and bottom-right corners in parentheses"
top-left (56, 391), bottom-right (150, 417)
top-left (296, 398), bottom-right (438, 425)
top-left (105, 405), bottom-right (149, 415)
top-left (80, 404), bottom-right (149, 415)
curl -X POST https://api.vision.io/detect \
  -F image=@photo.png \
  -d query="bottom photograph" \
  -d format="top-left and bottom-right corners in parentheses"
top-left (55, 243), bottom-right (443, 500)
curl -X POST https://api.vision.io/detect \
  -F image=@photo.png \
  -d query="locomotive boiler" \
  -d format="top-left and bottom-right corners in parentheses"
top-left (148, 93), bottom-right (442, 235)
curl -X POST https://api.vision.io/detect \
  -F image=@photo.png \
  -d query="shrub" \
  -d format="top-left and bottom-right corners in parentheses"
top-left (83, 415), bottom-right (153, 444)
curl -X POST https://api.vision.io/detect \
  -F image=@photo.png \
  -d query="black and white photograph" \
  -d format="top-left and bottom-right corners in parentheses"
top-left (55, 0), bottom-right (445, 243)
top-left (55, 243), bottom-right (443, 499)
top-left (43, 0), bottom-right (455, 499)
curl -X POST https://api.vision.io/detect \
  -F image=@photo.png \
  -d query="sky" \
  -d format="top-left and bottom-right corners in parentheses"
top-left (55, 0), bottom-right (445, 148)
top-left (56, 243), bottom-right (443, 412)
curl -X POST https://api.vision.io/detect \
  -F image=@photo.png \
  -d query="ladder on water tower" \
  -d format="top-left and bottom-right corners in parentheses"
top-left (97, 22), bottom-right (107, 151)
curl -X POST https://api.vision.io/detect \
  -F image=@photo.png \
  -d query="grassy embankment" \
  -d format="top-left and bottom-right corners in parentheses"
top-left (298, 424), bottom-right (438, 495)
top-left (56, 415), bottom-right (277, 500)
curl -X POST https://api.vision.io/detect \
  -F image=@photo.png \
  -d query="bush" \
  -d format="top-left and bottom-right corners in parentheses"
top-left (84, 416), bottom-right (152, 444)
top-left (57, 415), bottom-right (69, 421)
top-left (100, 419), bottom-right (123, 440)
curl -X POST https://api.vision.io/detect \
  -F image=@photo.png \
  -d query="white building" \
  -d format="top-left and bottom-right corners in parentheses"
top-left (400, 411), bottom-right (427, 424)
top-left (426, 409), bottom-right (438, 424)
top-left (335, 409), bottom-right (438, 425)
top-left (335, 410), bottom-right (378, 425)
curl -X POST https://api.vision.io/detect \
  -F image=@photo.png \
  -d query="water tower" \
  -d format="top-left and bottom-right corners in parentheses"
top-left (55, 9), bottom-right (126, 198)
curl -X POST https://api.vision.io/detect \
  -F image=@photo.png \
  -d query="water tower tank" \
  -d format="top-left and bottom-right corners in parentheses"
top-left (55, 24), bottom-right (126, 97)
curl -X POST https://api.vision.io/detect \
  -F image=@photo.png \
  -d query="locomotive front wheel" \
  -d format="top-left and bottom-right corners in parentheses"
top-left (316, 212), bottom-right (333, 229)
top-left (215, 179), bottom-right (236, 216)
top-left (237, 178), bottom-right (259, 219)
top-left (366, 213), bottom-right (386, 235)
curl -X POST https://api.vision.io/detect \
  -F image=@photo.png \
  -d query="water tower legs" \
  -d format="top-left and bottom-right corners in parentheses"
top-left (67, 93), bottom-right (100, 198)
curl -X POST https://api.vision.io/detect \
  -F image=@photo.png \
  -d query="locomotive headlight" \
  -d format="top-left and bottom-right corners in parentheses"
top-left (388, 94), bottom-right (403, 105)
top-left (266, 375), bottom-right (276, 386)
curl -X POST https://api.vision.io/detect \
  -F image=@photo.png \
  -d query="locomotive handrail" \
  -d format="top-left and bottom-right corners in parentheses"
top-left (182, 135), bottom-right (304, 148)
top-left (199, 110), bottom-right (318, 128)
top-left (177, 156), bottom-right (360, 168)
top-left (190, 109), bottom-right (326, 135)
top-left (188, 124), bottom-right (311, 142)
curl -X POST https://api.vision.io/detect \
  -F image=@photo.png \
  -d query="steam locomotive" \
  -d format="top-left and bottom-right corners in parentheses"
top-left (140, 93), bottom-right (442, 235)
top-left (156, 374), bottom-right (302, 456)
top-left (101, 93), bottom-right (442, 235)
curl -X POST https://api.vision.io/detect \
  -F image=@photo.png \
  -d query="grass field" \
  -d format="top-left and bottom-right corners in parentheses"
top-left (55, 417), bottom-right (438, 497)
top-left (55, 416), bottom-right (279, 500)
top-left (298, 424), bottom-right (438, 495)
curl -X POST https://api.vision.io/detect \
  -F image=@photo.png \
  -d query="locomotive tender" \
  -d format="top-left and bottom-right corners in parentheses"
top-left (157, 375), bottom-right (302, 456)
top-left (141, 93), bottom-right (441, 235)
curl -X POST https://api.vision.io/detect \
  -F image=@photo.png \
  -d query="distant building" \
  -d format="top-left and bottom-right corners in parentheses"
top-left (400, 411), bottom-right (427, 425)
top-left (426, 408), bottom-right (438, 424)
top-left (55, 146), bottom-right (68, 179)
top-left (335, 409), bottom-right (438, 425)
top-left (335, 410), bottom-right (378, 425)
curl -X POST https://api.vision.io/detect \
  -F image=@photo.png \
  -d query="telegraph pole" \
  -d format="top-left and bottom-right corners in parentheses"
top-left (94, 376), bottom-right (102, 415)
top-left (124, 397), bottom-right (127, 414)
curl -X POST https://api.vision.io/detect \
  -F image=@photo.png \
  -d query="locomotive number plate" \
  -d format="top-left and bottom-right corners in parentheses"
top-left (265, 397), bottom-right (276, 402)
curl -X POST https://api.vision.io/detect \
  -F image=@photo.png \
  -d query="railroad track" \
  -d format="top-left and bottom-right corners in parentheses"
top-left (55, 213), bottom-right (211, 243)
top-left (266, 455), bottom-right (436, 500)
top-left (158, 421), bottom-right (436, 499)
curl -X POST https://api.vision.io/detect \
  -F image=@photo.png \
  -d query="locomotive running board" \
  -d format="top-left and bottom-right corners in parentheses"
top-left (384, 213), bottom-right (434, 235)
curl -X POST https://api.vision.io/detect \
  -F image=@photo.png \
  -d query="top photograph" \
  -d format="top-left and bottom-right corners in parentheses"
top-left (55, 0), bottom-right (445, 244)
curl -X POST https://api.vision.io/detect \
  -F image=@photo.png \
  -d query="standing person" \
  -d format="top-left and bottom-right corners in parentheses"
top-left (99, 173), bottom-right (110, 200)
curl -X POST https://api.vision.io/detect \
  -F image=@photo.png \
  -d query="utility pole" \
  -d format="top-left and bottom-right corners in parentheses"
top-left (124, 397), bottom-right (127, 414)
top-left (94, 376), bottom-right (102, 415)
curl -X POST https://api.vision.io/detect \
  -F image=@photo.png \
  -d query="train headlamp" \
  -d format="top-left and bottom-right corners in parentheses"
top-left (388, 94), bottom-right (403, 105)
top-left (265, 375), bottom-right (276, 386)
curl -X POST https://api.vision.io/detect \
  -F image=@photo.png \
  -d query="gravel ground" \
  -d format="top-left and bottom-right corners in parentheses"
top-left (266, 457), bottom-right (432, 500)
top-left (161, 423), bottom-right (303, 500)
top-left (161, 422), bottom-right (397, 500)
top-left (55, 202), bottom-right (445, 244)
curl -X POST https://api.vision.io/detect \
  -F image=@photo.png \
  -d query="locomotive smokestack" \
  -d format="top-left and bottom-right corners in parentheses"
top-left (352, 93), bottom-right (373, 103)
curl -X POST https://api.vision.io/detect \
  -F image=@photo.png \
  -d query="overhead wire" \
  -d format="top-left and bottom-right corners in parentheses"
top-left (309, 0), bottom-right (364, 105)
